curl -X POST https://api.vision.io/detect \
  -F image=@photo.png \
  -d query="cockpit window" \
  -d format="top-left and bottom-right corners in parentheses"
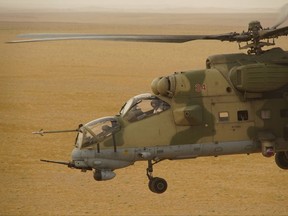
top-left (75, 131), bottom-right (83, 148)
top-left (120, 93), bottom-right (170, 122)
top-left (76, 117), bottom-right (120, 149)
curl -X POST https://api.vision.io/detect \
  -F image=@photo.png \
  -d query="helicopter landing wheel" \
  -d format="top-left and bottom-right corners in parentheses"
top-left (275, 151), bottom-right (288, 170)
top-left (148, 177), bottom-right (168, 194)
top-left (146, 160), bottom-right (168, 194)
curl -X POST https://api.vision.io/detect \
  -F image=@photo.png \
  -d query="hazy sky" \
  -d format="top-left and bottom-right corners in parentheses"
top-left (0, 0), bottom-right (287, 10)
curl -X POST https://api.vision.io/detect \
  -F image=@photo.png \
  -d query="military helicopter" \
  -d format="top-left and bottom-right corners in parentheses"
top-left (9, 4), bottom-right (288, 193)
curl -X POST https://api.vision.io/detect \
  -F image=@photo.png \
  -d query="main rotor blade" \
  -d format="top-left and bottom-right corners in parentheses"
top-left (260, 26), bottom-right (288, 39)
top-left (271, 3), bottom-right (288, 29)
top-left (8, 32), bottom-right (239, 43)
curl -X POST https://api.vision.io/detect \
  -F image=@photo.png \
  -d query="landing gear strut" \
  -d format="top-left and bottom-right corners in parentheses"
top-left (146, 160), bottom-right (167, 194)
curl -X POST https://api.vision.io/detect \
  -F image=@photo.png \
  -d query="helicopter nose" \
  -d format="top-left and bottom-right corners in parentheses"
top-left (71, 148), bottom-right (91, 169)
top-left (71, 148), bottom-right (82, 161)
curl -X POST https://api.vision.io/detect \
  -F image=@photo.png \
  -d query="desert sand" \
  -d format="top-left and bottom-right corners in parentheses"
top-left (0, 11), bottom-right (288, 216)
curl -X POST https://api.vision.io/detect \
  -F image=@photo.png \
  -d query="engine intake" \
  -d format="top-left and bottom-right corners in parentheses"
top-left (229, 63), bottom-right (288, 93)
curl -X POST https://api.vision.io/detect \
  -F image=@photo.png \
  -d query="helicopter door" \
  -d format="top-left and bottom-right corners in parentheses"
top-left (212, 102), bottom-right (254, 142)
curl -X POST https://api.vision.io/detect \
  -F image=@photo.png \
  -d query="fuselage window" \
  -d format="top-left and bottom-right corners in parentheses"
top-left (218, 111), bottom-right (229, 122)
top-left (237, 110), bottom-right (248, 121)
top-left (261, 110), bottom-right (271, 120)
top-left (280, 109), bottom-right (288, 118)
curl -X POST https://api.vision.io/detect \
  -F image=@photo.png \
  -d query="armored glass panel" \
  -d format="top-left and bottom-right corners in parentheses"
top-left (124, 97), bottom-right (170, 122)
top-left (78, 117), bottom-right (120, 148)
top-left (75, 131), bottom-right (83, 148)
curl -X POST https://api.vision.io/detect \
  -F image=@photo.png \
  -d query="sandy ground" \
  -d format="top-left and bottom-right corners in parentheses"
top-left (0, 12), bottom-right (288, 216)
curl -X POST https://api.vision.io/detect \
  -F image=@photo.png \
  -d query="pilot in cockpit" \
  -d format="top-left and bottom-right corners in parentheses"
top-left (151, 99), bottom-right (163, 113)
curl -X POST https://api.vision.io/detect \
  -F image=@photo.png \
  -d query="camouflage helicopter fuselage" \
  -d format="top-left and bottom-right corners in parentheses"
top-left (10, 3), bottom-right (288, 193)
top-left (70, 48), bottom-right (288, 185)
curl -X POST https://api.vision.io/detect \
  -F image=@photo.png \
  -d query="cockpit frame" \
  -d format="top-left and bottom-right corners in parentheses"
top-left (120, 93), bottom-right (170, 122)
top-left (76, 116), bottom-right (120, 150)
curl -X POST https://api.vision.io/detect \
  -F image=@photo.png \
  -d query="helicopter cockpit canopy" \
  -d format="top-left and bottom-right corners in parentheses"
top-left (119, 93), bottom-right (170, 122)
top-left (76, 117), bottom-right (120, 149)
